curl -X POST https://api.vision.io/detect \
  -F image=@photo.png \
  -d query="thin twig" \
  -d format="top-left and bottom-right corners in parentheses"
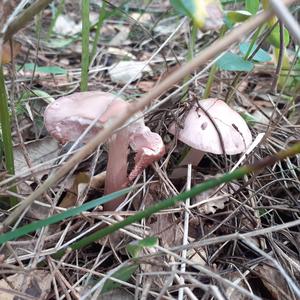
top-left (178, 164), bottom-right (192, 300)
top-left (269, 0), bottom-right (300, 45)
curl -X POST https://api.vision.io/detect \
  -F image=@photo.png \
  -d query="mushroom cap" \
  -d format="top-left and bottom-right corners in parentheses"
top-left (44, 91), bottom-right (125, 144)
top-left (169, 98), bottom-right (252, 155)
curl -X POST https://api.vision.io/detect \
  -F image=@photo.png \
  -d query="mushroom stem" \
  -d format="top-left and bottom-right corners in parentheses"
top-left (171, 148), bottom-right (205, 178)
top-left (179, 148), bottom-right (205, 166)
top-left (103, 131), bottom-right (129, 210)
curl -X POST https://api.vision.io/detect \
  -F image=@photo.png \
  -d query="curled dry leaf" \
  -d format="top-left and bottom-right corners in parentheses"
top-left (130, 12), bottom-right (152, 24)
top-left (109, 61), bottom-right (152, 85)
top-left (107, 47), bottom-right (136, 59)
top-left (54, 13), bottom-right (99, 36)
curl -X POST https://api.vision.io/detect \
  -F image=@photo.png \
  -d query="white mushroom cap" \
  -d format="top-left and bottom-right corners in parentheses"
top-left (44, 91), bottom-right (125, 144)
top-left (169, 98), bottom-right (252, 155)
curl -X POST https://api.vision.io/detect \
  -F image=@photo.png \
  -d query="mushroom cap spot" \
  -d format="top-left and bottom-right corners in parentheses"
top-left (169, 98), bottom-right (252, 155)
top-left (44, 91), bottom-right (126, 144)
top-left (201, 121), bottom-right (208, 130)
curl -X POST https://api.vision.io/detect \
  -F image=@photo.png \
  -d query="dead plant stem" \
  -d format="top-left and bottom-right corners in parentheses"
top-left (3, 0), bottom-right (54, 42)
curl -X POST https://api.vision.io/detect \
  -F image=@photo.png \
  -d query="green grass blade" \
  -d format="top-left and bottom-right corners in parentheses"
top-left (0, 66), bottom-right (15, 176)
top-left (101, 264), bottom-right (139, 294)
top-left (203, 63), bottom-right (218, 98)
top-left (47, 0), bottom-right (65, 39)
top-left (80, 0), bottom-right (90, 91)
top-left (90, 1), bottom-right (107, 60)
top-left (0, 187), bottom-right (132, 245)
top-left (0, 66), bottom-right (17, 207)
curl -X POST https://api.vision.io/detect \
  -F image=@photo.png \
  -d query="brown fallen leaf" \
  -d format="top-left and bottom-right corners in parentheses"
top-left (60, 171), bottom-right (106, 208)
top-left (0, 270), bottom-right (51, 300)
top-left (60, 172), bottom-right (90, 208)
top-left (256, 263), bottom-right (296, 300)
top-left (150, 213), bottom-right (182, 248)
top-left (1, 41), bottom-right (21, 64)
top-left (140, 182), bottom-right (183, 247)
top-left (225, 271), bottom-right (249, 300)
top-left (13, 137), bottom-right (60, 179)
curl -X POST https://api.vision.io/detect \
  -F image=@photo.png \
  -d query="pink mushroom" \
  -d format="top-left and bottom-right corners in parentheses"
top-left (44, 91), bottom-right (165, 210)
top-left (169, 98), bottom-right (252, 174)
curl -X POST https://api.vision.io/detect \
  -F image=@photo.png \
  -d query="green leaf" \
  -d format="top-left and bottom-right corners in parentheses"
top-left (39, 66), bottom-right (67, 74)
top-left (239, 111), bottom-right (258, 124)
top-left (170, 0), bottom-right (223, 30)
top-left (19, 89), bottom-right (55, 105)
top-left (170, 0), bottom-right (201, 27)
top-left (0, 187), bottom-right (132, 245)
top-left (224, 15), bottom-right (234, 29)
top-left (245, 0), bottom-right (259, 14)
top-left (101, 264), bottom-right (139, 294)
top-left (239, 42), bottom-right (272, 62)
top-left (23, 63), bottom-right (67, 75)
top-left (30, 90), bottom-right (55, 104)
top-left (80, 0), bottom-right (90, 91)
top-left (216, 52), bottom-right (254, 71)
top-left (226, 10), bottom-right (251, 23)
top-left (267, 24), bottom-right (290, 48)
top-left (126, 236), bottom-right (158, 258)
top-left (44, 37), bottom-right (76, 48)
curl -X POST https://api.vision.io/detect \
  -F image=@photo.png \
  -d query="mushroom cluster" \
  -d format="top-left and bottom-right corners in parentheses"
top-left (44, 91), bottom-right (165, 210)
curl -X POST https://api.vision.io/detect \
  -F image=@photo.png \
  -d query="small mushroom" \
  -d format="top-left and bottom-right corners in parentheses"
top-left (44, 91), bottom-right (165, 210)
top-left (169, 98), bottom-right (252, 174)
